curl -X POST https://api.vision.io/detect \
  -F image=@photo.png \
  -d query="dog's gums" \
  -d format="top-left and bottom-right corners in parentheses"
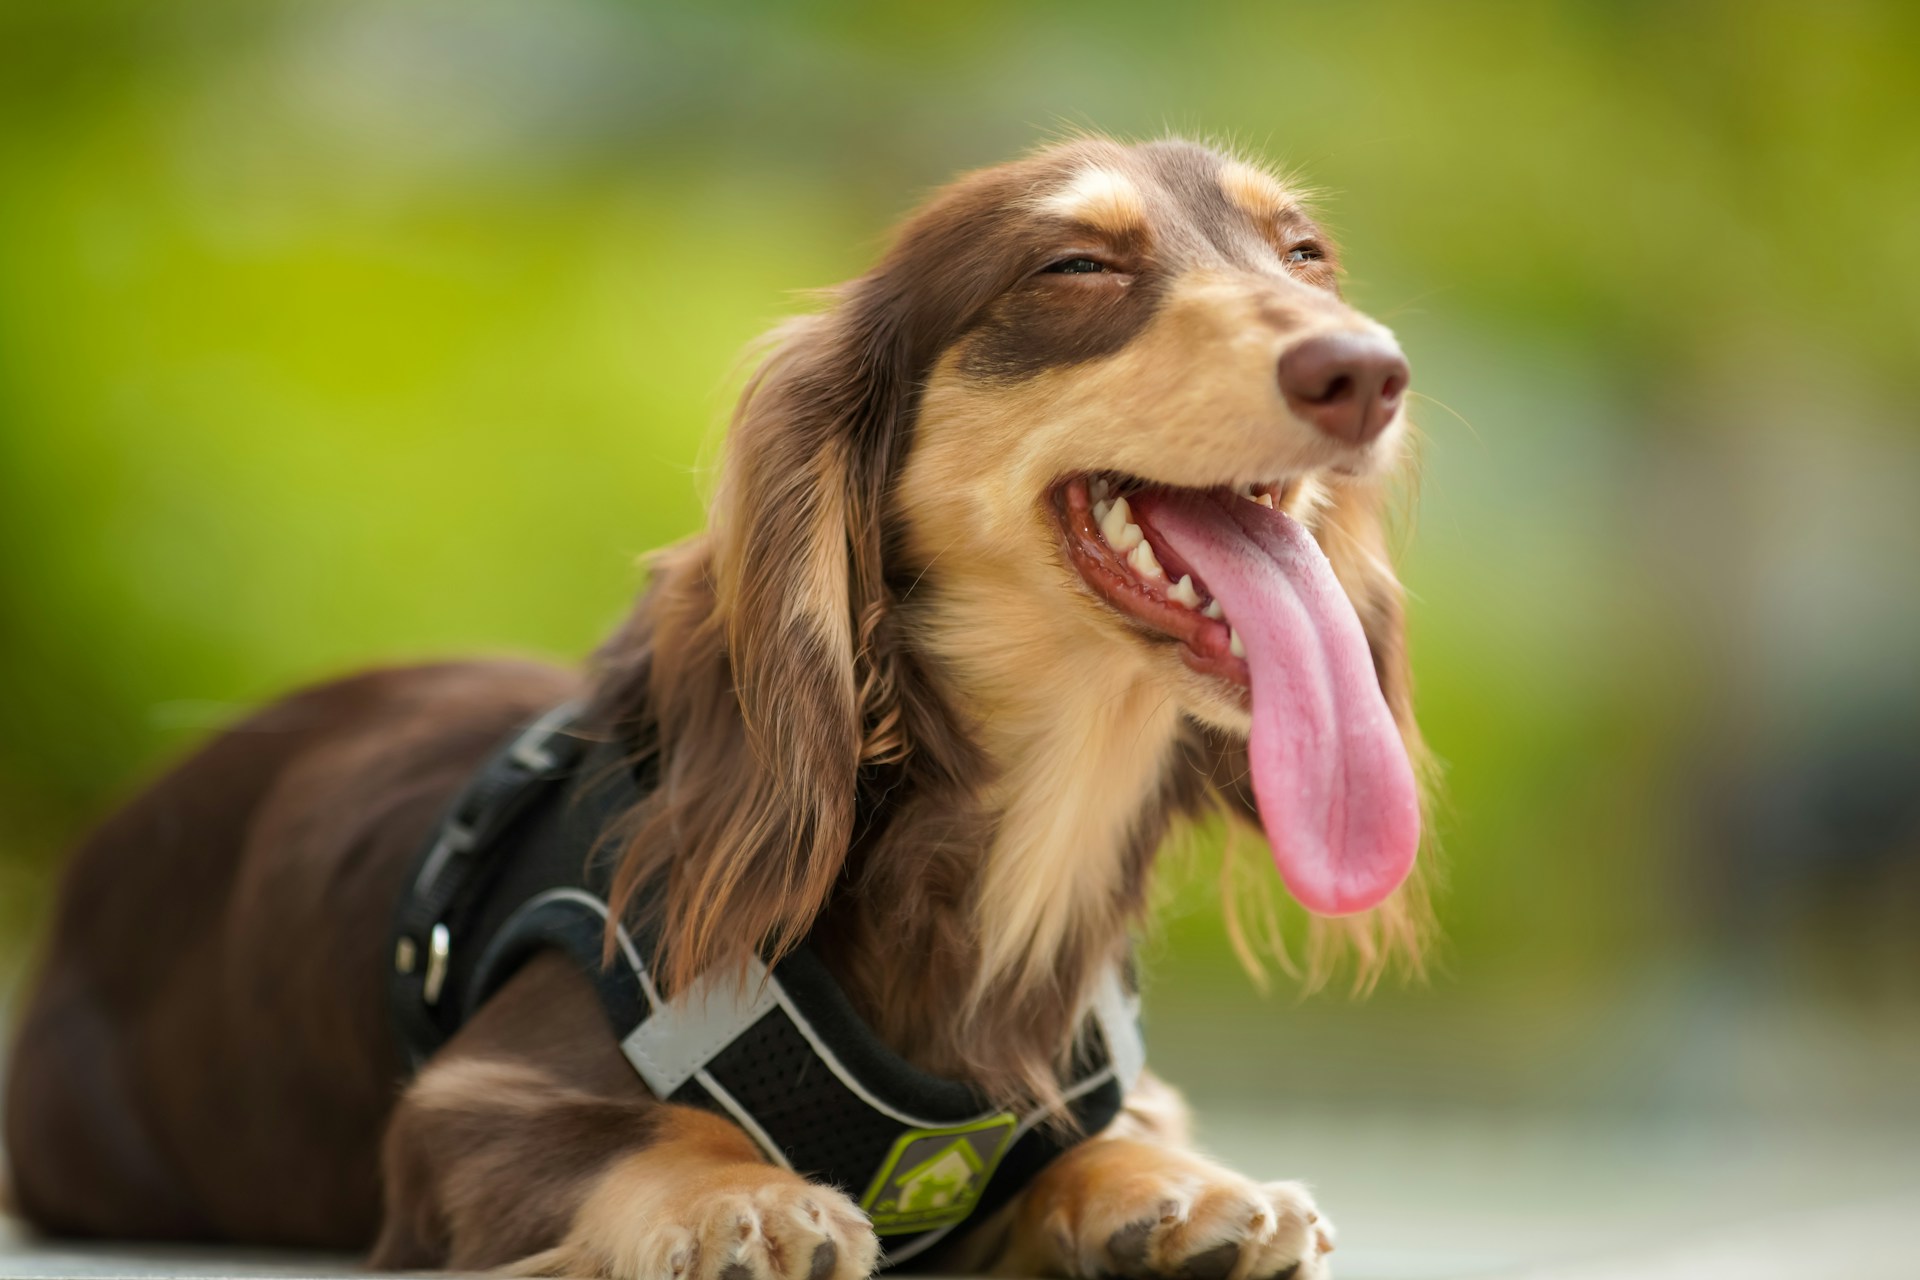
top-left (1056, 472), bottom-right (1290, 686)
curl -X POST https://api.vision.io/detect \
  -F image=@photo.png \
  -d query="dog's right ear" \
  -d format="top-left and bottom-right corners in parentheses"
top-left (607, 299), bottom-right (915, 991)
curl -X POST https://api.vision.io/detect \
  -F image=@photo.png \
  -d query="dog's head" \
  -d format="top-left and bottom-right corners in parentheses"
top-left (620, 136), bottom-right (1428, 996)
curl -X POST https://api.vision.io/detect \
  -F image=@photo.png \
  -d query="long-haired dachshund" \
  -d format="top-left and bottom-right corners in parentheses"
top-left (4, 136), bottom-right (1427, 1280)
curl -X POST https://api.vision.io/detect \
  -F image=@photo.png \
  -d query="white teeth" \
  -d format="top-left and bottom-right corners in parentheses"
top-left (1229, 627), bottom-right (1245, 658)
top-left (1168, 574), bottom-right (1201, 608)
top-left (1202, 600), bottom-right (1224, 620)
top-left (1090, 476), bottom-right (1111, 502)
top-left (1092, 498), bottom-right (1112, 524)
top-left (1099, 495), bottom-right (1144, 552)
top-left (1127, 539), bottom-right (1165, 580)
top-left (1256, 492), bottom-right (1275, 508)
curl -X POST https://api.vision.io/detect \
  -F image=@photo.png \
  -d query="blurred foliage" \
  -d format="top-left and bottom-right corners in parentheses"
top-left (3, 0), bottom-right (1918, 1106)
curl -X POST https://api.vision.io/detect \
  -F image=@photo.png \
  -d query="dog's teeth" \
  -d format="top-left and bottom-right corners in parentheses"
top-left (1127, 539), bottom-right (1165, 580)
top-left (1168, 574), bottom-right (1201, 608)
top-left (1090, 476), bottom-right (1111, 502)
top-left (1092, 498), bottom-right (1112, 524)
top-left (1229, 627), bottom-right (1245, 658)
top-left (1256, 492), bottom-right (1275, 509)
top-left (1100, 496), bottom-right (1144, 552)
top-left (1202, 600), bottom-right (1224, 620)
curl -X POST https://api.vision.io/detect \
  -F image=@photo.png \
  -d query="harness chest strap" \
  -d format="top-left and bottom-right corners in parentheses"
top-left (390, 705), bottom-right (1146, 1268)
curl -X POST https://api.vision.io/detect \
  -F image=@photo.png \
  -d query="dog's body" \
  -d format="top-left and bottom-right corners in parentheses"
top-left (5, 137), bottom-right (1427, 1280)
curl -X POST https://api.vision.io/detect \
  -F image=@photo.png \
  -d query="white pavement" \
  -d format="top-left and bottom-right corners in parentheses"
top-left (5, 1105), bottom-right (1916, 1279)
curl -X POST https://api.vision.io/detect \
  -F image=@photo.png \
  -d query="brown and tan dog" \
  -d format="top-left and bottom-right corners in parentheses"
top-left (4, 136), bottom-right (1429, 1280)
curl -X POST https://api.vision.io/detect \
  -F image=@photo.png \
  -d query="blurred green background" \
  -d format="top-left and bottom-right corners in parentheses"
top-left (4, 0), bottom-right (1919, 1244)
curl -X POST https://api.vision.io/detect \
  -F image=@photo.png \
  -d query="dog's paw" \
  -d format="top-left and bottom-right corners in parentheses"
top-left (637, 1174), bottom-right (877, 1280)
top-left (1009, 1139), bottom-right (1334, 1280)
top-left (517, 1160), bottom-right (879, 1280)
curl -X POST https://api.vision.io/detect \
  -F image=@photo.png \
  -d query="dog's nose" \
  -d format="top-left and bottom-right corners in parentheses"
top-left (1276, 331), bottom-right (1410, 445)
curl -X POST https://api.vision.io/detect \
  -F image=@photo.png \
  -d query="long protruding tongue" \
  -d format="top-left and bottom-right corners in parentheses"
top-left (1133, 490), bottom-right (1419, 915)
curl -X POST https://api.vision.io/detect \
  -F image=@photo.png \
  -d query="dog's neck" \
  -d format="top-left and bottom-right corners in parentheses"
top-left (964, 641), bottom-right (1185, 997)
top-left (820, 583), bottom-right (1195, 1103)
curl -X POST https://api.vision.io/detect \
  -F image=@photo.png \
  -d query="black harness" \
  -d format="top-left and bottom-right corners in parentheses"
top-left (388, 705), bottom-right (1143, 1268)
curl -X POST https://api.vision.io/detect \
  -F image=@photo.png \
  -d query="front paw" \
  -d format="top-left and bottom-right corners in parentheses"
top-left (520, 1160), bottom-right (879, 1280)
top-left (1010, 1139), bottom-right (1333, 1280)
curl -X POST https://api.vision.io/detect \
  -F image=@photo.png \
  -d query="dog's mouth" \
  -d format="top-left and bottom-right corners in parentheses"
top-left (1054, 473), bottom-right (1288, 688)
top-left (1051, 470), bottom-right (1422, 917)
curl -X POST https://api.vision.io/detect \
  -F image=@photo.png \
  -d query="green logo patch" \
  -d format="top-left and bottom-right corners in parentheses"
top-left (859, 1114), bottom-right (1017, 1235)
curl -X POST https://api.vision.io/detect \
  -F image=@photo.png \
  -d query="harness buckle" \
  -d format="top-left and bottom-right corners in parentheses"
top-left (422, 922), bottom-right (452, 1006)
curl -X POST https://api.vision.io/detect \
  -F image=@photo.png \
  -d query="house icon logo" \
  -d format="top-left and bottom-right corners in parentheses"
top-left (861, 1115), bottom-right (1016, 1235)
top-left (897, 1138), bottom-right (982, 1212)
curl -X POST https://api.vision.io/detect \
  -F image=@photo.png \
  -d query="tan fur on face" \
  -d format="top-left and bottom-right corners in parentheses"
top-left (1217, 160), bottom-right (1297, 223)
top-left (904, 266), bottom-right (1407, 739)
top-left (1037, 166), bottom-right (1150, 236)
top-left (900, 260), bottom-right (1418, 1000)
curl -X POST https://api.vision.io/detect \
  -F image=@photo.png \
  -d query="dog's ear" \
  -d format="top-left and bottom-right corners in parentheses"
top-left (608, 296), bottom-right (916, 990)
top-left (714, 309), bottom-right (913, 776)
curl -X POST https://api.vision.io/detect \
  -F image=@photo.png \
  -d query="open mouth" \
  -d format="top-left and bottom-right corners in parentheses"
top-left (1049, 469), bottom-right (1422, 918)
top-left (1054, 473), bottom-right (1296, 688)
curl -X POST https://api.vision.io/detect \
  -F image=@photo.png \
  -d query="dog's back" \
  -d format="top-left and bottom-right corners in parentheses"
top-left (3, 659), bottom-right (574, 1245)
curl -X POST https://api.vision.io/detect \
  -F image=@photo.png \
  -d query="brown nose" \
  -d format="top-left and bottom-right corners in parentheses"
top-left (1277, 331), bottom-right (1410, 445)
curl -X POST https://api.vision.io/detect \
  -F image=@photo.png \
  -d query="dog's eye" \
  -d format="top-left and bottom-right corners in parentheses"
top-left (1285, 244), bottom-right (1325, 264)
top-left (1043, 257), bottom-right (1109, 274)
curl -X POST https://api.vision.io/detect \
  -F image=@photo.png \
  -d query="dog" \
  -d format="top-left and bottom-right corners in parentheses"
top-left (3, 135), bottom-right (1428, 1280)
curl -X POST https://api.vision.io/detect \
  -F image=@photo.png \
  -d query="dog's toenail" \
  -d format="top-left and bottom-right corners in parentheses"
top-left (807, 1240), bottom-right (838, 1280)
top-left (1176, 1240), bottom-right (1240, 1280)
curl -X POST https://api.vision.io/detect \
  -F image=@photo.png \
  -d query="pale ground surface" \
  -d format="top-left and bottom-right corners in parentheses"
top-left (4, 1105), bottom-right (1915, 1280)
top-left (7, 959), bottom-right (1918, 1280)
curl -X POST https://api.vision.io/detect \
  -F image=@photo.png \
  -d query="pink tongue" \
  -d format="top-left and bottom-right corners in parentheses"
top-left (1134, 490), bottom-right (1420, 915)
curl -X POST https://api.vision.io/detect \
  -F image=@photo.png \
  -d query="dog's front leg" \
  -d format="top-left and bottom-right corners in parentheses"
top-left (370, 953), bottom-right (878, 1280)
top-left (996, 1074), bottom-right (1334, 1280)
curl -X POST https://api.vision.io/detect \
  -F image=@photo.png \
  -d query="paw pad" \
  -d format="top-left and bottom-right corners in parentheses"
top-left (1106, 1219), bottom-right (1155, 1270)
top-left (1175, 1240), bottom-right (1240, 1280)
